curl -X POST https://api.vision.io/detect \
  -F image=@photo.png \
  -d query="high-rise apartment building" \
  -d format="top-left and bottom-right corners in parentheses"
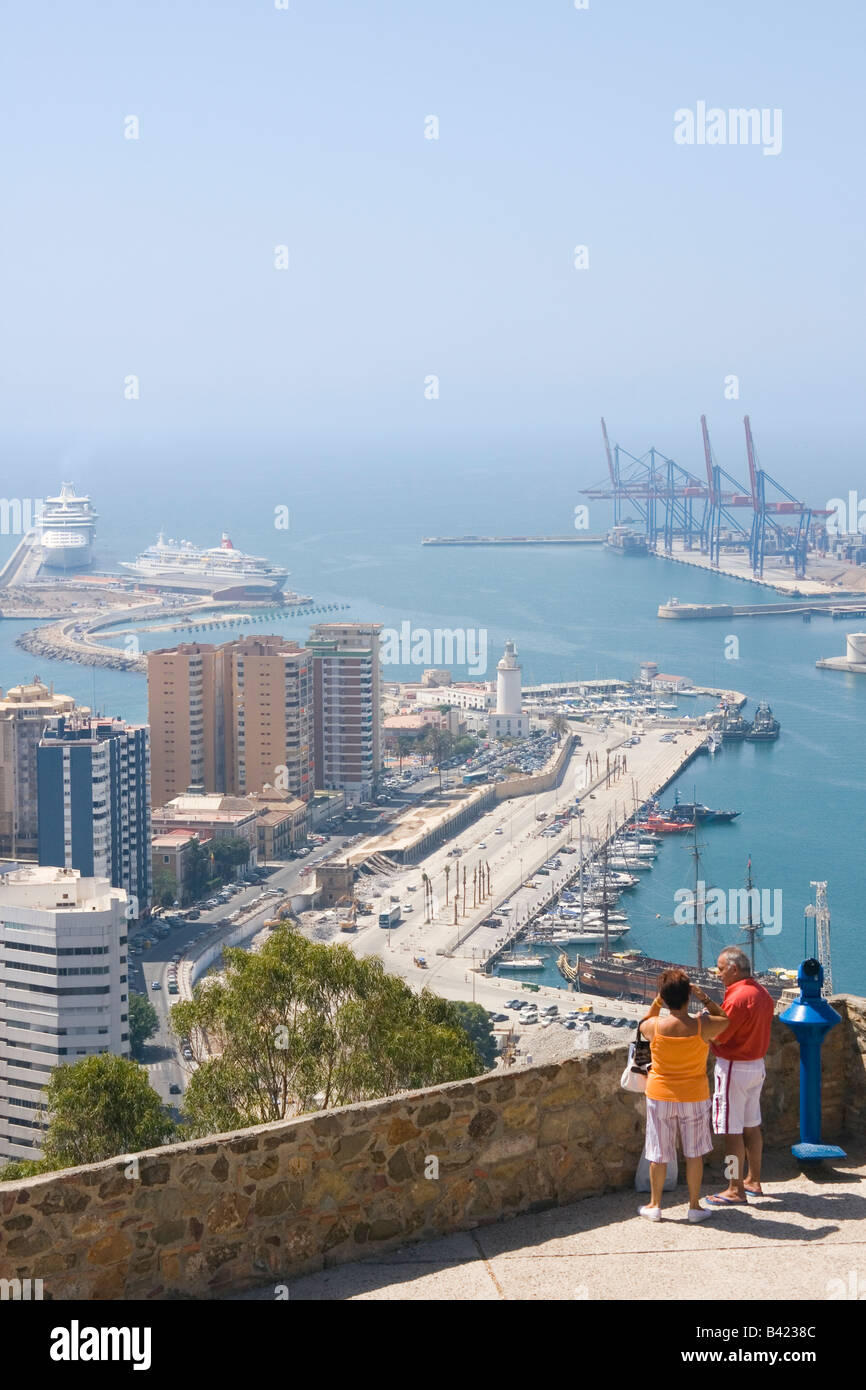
top-left (229, 637), bottom-right (313, 801)
top-left (0, 866), bottom-right (130, 1162)
top-left (308, 623), bottom-right (382, 802)
top-left (37, 716), bottom-right (152, 913)
top-left (146, 636), bottom-right (313, 806)
top-left (146, 642), bottom-right (226, 807)
top-left (0, 680), bottom-right (80, 859)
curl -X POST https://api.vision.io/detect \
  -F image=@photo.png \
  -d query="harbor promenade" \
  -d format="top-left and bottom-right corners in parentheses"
top-left (233, 1143), bottom-right (866, 1300)
top-left (344, 723), bottom-right (713, 1026)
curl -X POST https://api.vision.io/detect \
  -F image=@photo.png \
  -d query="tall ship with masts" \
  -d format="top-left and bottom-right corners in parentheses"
top-left (558, 831), bottom-right (793, 1003)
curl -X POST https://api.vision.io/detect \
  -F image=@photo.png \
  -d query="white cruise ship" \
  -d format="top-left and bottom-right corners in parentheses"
top-left (39, 483), bottom-right (97, 569)
top-left (120, 532), bottom-right (289, 594)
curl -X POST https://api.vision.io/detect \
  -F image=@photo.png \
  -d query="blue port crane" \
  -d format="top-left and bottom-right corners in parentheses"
top-left (744, 416), bottom-right (821, 580)
top-left (701, 415), bottom-right (755, 567)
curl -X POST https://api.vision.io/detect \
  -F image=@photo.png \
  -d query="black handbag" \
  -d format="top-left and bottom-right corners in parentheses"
top-left (620, 1016), bottom-right (652, 1093)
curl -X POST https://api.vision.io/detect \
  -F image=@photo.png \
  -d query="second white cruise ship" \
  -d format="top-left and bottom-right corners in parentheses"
top-left (120, 532), bottom-right (289, 594)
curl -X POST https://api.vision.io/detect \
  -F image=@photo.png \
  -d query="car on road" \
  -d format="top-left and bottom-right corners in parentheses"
top-left (186, 909), bottom-right (200, 920)
top-left (169, 1083), bottom-right (181, 1095)
top-left (182, 1047), bottom-right (193, 1061)
top-left (478, 841), bottom-right (487, 849)
top-left (151, 980), bottom-right (161, 990)
top-left (494, 827), bottom-right (504, 835)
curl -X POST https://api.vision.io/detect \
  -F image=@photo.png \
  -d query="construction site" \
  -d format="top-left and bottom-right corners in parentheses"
top-left (583, 415), bottom-right (864, 596)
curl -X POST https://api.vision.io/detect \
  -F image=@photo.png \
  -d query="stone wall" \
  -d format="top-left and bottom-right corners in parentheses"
top-left (1, 997), bottom-right (863, 1301)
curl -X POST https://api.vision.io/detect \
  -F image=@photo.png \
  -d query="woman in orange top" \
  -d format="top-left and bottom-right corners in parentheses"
top-left (638, 969), bottom-right (730, 1222)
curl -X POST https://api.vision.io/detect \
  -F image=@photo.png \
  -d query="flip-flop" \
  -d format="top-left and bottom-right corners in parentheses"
top-left (705, 1194), bottom-right (749, 1206)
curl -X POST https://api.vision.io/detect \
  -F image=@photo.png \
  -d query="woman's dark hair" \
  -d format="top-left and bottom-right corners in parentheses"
top-left (658, 968), bottom-right (691, 1010)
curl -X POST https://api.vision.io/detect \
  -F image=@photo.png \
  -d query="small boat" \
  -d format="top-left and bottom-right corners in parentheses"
top-left (635, 815), bottom-right (694, 834)
top-left (497, 956), bottom-right (545, 970)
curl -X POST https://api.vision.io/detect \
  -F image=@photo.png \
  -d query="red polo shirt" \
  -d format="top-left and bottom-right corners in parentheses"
top-left (711, 976), bottom-right (774, 1061)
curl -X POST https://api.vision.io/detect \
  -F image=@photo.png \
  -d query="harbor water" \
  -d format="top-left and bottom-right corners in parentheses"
top-left (1, 456), bottom-right (863, 992)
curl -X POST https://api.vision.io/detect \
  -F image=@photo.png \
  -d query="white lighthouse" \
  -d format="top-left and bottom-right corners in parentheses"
top-left (489, 639), bottom-right (529, 738)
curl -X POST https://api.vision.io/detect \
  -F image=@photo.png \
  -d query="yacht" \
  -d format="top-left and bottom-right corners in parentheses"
top-left (39, 483), bottom-right (97, 569)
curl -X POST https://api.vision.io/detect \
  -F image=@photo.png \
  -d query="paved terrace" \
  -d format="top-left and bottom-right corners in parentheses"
top-left (234, 1145), bottom-right (866, 1301)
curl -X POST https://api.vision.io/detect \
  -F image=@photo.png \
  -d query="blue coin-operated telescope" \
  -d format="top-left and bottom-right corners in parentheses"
top-left (779, 958), bottom-right (846, 1162)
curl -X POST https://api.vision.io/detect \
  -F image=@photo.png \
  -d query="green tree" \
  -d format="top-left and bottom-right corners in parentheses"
top-left (453, 735), bottom-right (477, 760)
top-left (423, 727), bottom-right (454, 792)
top-left (171, 927), bottom-right (481, 1135)
top-left (396, 735), bottom-right (415, 774)
top-left (40, 1055), bottom-right (176, 1168)
top-left (152, 865), bottom-right (178, 907)
top-left (129, 992), bottom-right (160, 1059)
top-left (185, 838), bottom-right (211, 901)
top-left (450, 1001), bottom-right (498, 1070)
top-left (549, 715), bottom-right (571, 741)
top-left (0, 1157), bottom-right (53, 1181)
top-left (211, 836), bottom-right (251, 882)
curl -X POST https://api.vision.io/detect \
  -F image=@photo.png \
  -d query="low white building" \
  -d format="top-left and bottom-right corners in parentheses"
top-left (0, 866), bottom-right (131, 1162)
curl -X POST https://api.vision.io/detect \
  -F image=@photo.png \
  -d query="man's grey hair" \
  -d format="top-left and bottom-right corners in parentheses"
top-left (719, 946), bottom-right (751, 976)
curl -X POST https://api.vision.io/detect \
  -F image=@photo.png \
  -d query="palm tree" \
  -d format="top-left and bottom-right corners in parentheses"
top-left (549, 715), bottom-right (571, 742)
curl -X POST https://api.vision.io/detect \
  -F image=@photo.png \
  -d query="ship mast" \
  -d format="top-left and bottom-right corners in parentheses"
top-left (741, 856), bottom-right (757, 974)
top-left (690, 821), bottom-right (704, 971)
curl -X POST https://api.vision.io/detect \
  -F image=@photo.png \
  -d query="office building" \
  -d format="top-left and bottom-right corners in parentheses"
top-left (37, 716), bottom-right (152, 913)
top-left (0, 866), bottom-right (130, 1162)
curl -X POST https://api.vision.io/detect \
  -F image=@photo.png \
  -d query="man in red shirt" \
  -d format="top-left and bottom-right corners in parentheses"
top-left (705, 946), bottom-right (775, 1205)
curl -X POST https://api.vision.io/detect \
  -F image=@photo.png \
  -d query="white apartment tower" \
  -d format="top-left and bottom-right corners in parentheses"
top-left (0, 867), bottom-right (130, 1162)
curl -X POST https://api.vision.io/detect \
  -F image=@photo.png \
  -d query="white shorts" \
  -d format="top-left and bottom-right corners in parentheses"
top-left (645, 1098), bottom-right (712, 1164)
top-left (712, 1058), bottom-right (766, 1135)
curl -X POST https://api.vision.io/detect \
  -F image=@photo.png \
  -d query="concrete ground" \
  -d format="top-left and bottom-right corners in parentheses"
top-left (232, 1146), bottom-right (866, 1301)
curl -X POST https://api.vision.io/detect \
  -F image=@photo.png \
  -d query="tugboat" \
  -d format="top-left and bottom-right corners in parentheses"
top-left (716, 701), bottom-right (752, 741)
top-left (746, 701), bottom-right (780, 741)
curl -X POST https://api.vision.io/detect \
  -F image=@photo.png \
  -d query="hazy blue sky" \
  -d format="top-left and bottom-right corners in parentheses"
top-left (2, 0), bottom-right (863, 501)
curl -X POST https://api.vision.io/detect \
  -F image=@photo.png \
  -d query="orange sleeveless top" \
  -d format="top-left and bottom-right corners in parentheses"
top-left (645, 1021), bottom-right (710, 1102)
